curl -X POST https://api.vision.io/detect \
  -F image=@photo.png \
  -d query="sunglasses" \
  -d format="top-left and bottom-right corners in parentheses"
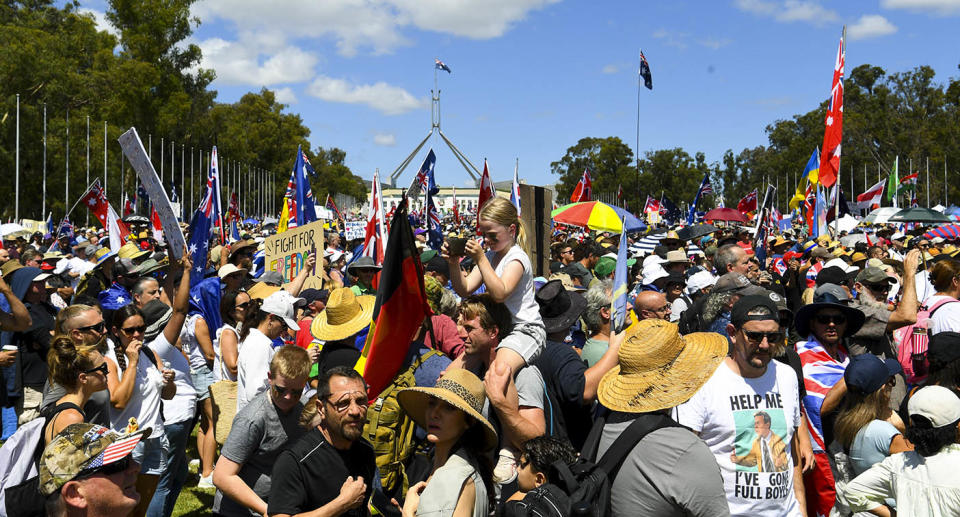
top-left (865, 283), bottom-right (891, 294)
top-left (120, 325), bottom-right (147, 336)
top-left (743, 330), bottom-right (785, 344)
top-left (235, 301), bottom-right (251, 310)
top-left (815, 313), bottom-right (847, 325)
top-left (273, 384), bottom-right (304, 398)
top-left (76, 321), bottom-right (106, 334)
top-left (78, 455), bottom-right (132, 479)
top-left (83, 362), bottom-right (109, 376)
top-left (325, 395), bottom-right (369, 413)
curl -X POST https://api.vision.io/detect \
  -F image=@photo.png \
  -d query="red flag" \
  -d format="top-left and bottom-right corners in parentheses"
top-left (122, 192), bottom-right (134, 217)
top-left (359, 201), bottom-right (431, 400)
top-left (570, 169), bottom-right (593, 202)
top-left (451, 186), bottom-right (460, 224)
top-left (617, 184), bottom-right (624, 203)
top-left (737, 189), bottom-right (758, 214)
top-left (476, 160), bottom-right (496, 235)
top-left (818, 31), bottom-right (845, 188)
top-left (150, 204), bottom-right (164, 242)
top-left (80, 180), bottom-right (130, 250)
top-left (642, 196), bottom-right (661, 213)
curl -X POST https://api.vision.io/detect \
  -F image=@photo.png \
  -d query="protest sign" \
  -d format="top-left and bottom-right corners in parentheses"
top-left (344, 221), bottom-right (365, 240)
top-left (118, 128), bottom-right (187, 259)
top-left (264, 220), bottom-right (325, 288)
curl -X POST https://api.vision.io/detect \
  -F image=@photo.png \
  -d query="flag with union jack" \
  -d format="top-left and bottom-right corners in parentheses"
top-left (435, 58), bottom-right (451, 73)
top-left (570, 169), bottom-right (593, 203)
top-left (187, 162), bottom-right (218, 287)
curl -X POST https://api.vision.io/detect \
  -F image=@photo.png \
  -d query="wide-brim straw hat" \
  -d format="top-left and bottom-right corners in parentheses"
top-left (598, 319), bottom-right (727, 413)
top-left (397, 369), bottom-right (498, 451)
top-left (311, 287), bottom-right (375, 341)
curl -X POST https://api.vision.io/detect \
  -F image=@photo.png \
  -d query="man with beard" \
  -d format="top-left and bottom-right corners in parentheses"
top-left (677, 295), bottom-right (805, 516)
top-left (268, 366), bottom-right (375, 517)
top-left (213, 346), bottom-right (311, 517)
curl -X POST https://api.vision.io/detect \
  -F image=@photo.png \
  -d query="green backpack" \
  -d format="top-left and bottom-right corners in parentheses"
top-left (363, 349), bottom-right (443, 500)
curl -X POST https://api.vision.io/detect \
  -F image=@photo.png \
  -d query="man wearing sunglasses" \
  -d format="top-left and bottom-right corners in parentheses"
top-left (676, 294), bottom-right (805, 516)
top-left (213, 346), bottom-right (311, 517)
top-left (793, 284), bottom-right (866, 517)
top-left (39, 422), bottom-right (149, 517)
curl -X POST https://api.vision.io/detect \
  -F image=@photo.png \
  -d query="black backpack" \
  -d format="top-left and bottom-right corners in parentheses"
top-left (503, 413), bottom-right (680, 517)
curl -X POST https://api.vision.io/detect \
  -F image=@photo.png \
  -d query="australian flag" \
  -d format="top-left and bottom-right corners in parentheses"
top-left (426, 159), bottom-right (442, 251)
top-left (293, 144), bottom-right (318, 226)
top-left (187, 170), bottom-right (216, 287)
top-left (687, 172), bottom-right (714, 224)
top-left (639, 50), bottom-right (652, 90)
top-left (407, 149), bottom-right (437, 200)
top-left (435, 58), bottom-right (451, 73)
top-left (660, 195), bottom-right (681, 223)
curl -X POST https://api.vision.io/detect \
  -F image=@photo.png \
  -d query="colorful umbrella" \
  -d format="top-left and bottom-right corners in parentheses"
top-left (923, 224), bottom-right (960, 240)
top-left (551, 201), bottom-right (646, 233)
top-left (704, 207), bottom-right (748, 223)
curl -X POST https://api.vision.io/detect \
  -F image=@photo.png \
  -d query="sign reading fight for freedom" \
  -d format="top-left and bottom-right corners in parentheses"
top-left (118, 127), bottom-right (187, 259)
top-left (264, 220), bottom-right (325, 288)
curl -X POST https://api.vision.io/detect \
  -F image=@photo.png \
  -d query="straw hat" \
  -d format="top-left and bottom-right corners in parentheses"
top-left (397, 369), bottom-right (498, 451)
top-left (597, 319), bottom-right (727, 413)
top-left (311, 287), bottom-right (375, 341)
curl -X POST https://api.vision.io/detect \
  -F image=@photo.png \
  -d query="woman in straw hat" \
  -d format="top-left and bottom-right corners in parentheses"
top-left (397, 369), bottom-right (497, 517)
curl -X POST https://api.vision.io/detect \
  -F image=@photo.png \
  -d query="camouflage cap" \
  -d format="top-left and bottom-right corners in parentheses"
top-left (39, 422), bottom-right (150, 496)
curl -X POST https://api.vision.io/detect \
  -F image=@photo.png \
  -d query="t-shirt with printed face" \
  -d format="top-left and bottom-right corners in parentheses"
top-left (675, 360), bottom-right (802, 517)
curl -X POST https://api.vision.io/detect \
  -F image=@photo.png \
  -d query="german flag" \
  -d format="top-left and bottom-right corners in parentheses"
top-left (357, 200), bottom-right (431, 400)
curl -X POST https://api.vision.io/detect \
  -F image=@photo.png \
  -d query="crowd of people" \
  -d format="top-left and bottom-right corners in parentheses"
top-left (2, 198), bottom-right (960, 517)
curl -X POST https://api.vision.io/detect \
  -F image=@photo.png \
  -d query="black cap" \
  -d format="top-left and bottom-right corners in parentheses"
top-left (929, 331), bottom-right (960, 367)
top-left (816, 266), bottom-right (848, 287)
top-left (730, 295), bottom-right (780, 327)
top-left (300, 288), bottom-right (329, 305)
top-left (426, 255), bottom-right (450, 277)
top-left (844, 353), bottom-right (901, 395)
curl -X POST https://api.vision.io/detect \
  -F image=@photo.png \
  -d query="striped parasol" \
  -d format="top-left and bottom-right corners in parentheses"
top-left (923, 224), bottom-right (960, 240)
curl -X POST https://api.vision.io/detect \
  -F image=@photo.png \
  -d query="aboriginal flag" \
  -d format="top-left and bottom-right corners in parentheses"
top-left (358, 200), bottom-right (432, 400)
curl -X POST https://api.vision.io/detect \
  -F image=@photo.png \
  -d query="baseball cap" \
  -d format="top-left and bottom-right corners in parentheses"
top-left (730, 294), bottom-right (780, 327)
top-left (259, 271), bottom-right (285, 287)
top-left (908, 385), bottom-right (960, 428)
top-left (844, 353), bottom-right (902, 395)
top-left (594, 256), bottom-right (616, 278)
top-left (299, 288), bottom-right (329, 306)
top-left (685, 270), bottom-right (717, 295)
top-left (261, 290), bottom-right (305, 330)
top-left (714, 272), bottom-right (766, 296)
top-left (816, 266), bottom-right (849, 287)
top-left (39, 423), bottom-right (149, 496)
top-left (928, 331), bottom-right (960, 366)
top-left (856, 266), bottom-right (896, 286)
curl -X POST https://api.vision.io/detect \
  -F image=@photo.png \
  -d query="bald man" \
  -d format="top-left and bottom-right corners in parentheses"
top-left (634, 291), bottom-right (672, 321)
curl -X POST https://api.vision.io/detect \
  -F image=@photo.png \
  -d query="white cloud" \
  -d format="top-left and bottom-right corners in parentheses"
top-left (77, 8), bottom-right (119, 37)
top-left (273, 87), bottom-right (298, 104)
top-left (373, 133), bottom-right (397, 146)
top-left (698, 37), bottom-right (732, 49)
top-left (601, 64), bottom-right (619, 74)
top-left (734, 0), bottom-right (839, 25)
top-left (193, 0), bottom-right (558, 57)
top-left (306, 76), bottom-right (427, 115)
top-left (196, 37), bottom-right (318, 86)
top-left (881, 0), bottom-right (960, 15)
top-left (848, 14), bottom-right (898, 40)
top-left (652, 28), bottom-right (689, 49)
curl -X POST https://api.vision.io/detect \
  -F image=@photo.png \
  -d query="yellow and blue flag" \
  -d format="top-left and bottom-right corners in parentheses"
top-left (790, 148), bottom-right (820, 211)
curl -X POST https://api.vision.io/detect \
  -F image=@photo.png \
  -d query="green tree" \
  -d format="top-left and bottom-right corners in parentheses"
top-left (550, 136), bottom-right (636, 201)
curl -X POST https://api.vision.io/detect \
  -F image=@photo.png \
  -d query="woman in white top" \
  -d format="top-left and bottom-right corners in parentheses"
top-left (215, 289), bottom-right (250, 382)
top-left (236, 290), bottom-right (304, 413)
top-left (397, 369), bottom-right (496, 517)
top-left (181, 280), bottom-right (219, 486)
top-left (926, 260), bottom-right (960, 335)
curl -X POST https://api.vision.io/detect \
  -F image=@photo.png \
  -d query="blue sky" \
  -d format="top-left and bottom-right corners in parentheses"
top-left (78, 0), bottom-right (960, 191)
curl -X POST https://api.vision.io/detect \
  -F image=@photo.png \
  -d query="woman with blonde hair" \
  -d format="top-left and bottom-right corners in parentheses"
top-left (43, 335), bottom-right (109, 445)
top-left (834, 354), bottom-right (912, 477)
top-left (397, 369), bottom-right (497, 517)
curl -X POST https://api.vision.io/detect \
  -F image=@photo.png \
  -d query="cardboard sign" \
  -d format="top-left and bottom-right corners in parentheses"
top-left (344, 221), bottom-right (365, 240)
top-left (118, 128), bottom-right (187, 259)
top-left (264, 220), bottom-right (325, 288)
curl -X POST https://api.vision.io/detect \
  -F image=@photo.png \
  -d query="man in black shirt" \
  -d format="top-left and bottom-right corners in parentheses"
top-left (269, 366), bottom-right (376, 517)
top-left (10, 267), bottom-right (56, 424)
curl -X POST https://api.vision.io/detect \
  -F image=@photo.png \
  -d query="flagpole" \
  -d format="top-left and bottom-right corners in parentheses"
top-left (945, 158), bottom-right (949, 207)
top-left (65, 108), bottom-right (69, 222)
top-left (42, 103), bottom-right (47, 219)
top-left (636, 50), bottom-right (642, 203)
top-left (14, 94), bottom-right (19, 221)
top-left (181, 144), bottom-right (185, 220)
top-left (926, 156), bottom-right (930, 208)
top-left (86, 116), bottom-right (90, 225)
top-left (103, 121), bottom-right (108, 199)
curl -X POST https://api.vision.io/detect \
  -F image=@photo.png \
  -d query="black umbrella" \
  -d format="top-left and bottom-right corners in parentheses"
top-left (888, 207), bottom-right (952, 224)
top-left (677, 223), bottom-right (718, 242)
top-left (122, 215), bottom-right (150, 225)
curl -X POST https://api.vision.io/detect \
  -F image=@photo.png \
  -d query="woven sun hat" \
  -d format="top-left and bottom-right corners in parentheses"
top-left (397, 368), bottom-right (498, 451)
top-left (597, 319), bottom-right (727, 413)
top-left (311, 287), bottom-right (375, 341)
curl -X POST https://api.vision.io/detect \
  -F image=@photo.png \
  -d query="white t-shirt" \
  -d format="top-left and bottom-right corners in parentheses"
top-left (105, 338), bottom-right (165, 439)
top-left (149, 333), bottom-right (196, 424)
top-left (180, 314), bottom-right (211, 371)
top-left (214, 324), bottom-right (239, 382)
top-left (925, 295), bottom-right (960, 335)
top-left (236, 328), bottom-right (275, 414)
top-left (485, 245), bottom-right (543, 328)
top-left (675, 360), bottom-right (802, 517)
